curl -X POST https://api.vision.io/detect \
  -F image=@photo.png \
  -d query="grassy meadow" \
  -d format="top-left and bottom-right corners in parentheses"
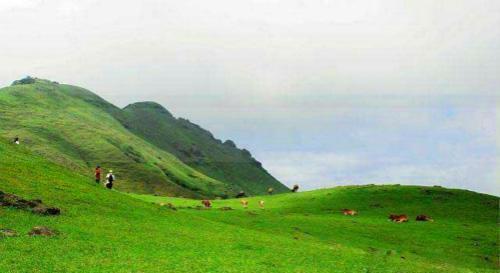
top-left (1, 138), bottom-right (498, 272)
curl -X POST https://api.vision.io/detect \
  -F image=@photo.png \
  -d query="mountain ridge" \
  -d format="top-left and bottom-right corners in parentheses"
top-left (121, 101), bottom-right (289, 195)
top-left (0, 77), bottom-right (287, 197)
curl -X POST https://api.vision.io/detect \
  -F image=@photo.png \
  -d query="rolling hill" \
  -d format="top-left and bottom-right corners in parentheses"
top-left (121, 101), bottom-right (288, 195)
top-left (0, 77), bottom-right (287, 198)
top-left (1, 137), bottom-right (498, 273)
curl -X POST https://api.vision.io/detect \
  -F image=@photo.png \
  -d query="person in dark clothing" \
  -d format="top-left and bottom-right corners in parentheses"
top-left (105, 170), bottom-right (115, 189)
top-left (94, 166), bottom-right (102, 184)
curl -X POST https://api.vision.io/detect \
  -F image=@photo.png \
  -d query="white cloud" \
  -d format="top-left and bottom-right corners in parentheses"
top-left (0, 0), bottom-right (42, 12)
top-left (261, 151), bottom-right (499, 195)
top-left (261, 152), bottom-right (365, 187)
top-left (0, 0), bottom-right (498, 195)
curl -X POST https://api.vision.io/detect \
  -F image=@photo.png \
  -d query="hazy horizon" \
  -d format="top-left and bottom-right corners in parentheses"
top-left (1, 0), bottom-right (498, 195)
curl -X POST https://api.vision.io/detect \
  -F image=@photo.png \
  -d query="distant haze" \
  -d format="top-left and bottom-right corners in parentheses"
top-left (1, 0), bottom-right (498, 195)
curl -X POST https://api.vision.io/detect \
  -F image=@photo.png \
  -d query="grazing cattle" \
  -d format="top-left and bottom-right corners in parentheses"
top-left (291, 184), bottom-right (299, 193)
top-left (201, 200), bottom-right (212, 208)
top-left (342, 209), bottom-right (357, 216)
top-left (236, 191), bottom-right (246, 198)
top-left (416, 215), bottom-right (433, 222)
top-left (389, 214), bottom-right (409, 223)
top-left (159, 202), bottom-right (176, 210)
top-left (259, 200), bottom-right (265, 208)
top-left (240, 199), bottom-right (249, 208)
top-left (267, 188), bottom-right (274, 195)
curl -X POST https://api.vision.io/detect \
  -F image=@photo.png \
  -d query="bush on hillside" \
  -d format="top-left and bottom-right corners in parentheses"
top-left (223, 140), bottom-right (236, 148)
top-left (12, 76), bottom-right (36, 86)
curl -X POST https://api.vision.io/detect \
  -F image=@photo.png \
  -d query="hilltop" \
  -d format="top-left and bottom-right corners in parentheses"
top-left (0, 77), bottom-right (287, 197)
top-left (1, 137), bottom-right (498, 272)
top-left (121, 101), bottom-right (288, 195)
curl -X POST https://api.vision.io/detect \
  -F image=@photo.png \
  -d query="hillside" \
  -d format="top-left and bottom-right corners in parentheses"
top-left (1, 137), bottom-right (498, 272)
top-left (121, 102), bottom-right (288, 195)
top-left (0, 78), bottom-right (286, 197)
top-left (134, 185), bottom-right (499, 272)
top-left (0, 78), bottom-right (229, 198)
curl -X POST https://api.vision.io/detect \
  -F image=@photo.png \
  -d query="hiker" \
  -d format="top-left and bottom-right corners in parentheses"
top-left (105, 170), bottom-right (115, 190)
top-left (94, 166), bottom-right (102, 184)
top-left (13, 137), bottom-right (20, 145)
top-left (267, 187), bottom-right (274, 195)
top-left (291, 184), bottom-right (299, 193)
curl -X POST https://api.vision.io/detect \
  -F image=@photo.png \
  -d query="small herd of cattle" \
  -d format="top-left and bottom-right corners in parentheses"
top-left (199, 200), bottom-right (433, 223)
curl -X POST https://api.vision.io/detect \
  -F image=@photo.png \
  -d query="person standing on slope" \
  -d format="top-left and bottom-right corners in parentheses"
top-left (105, 170), bottom-right (115, 190)
top-left (94, 166), bottom-right (102, 184)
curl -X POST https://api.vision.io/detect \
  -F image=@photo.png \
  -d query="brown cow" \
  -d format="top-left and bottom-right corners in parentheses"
top-left (342, 209), bottom-right (357, 216)
top-left (416, 215), bottom-right (433, 222)
top-left (201, 200), bottom-right (212, 208)
top-left (389, 214), bottom-right (409, 223)
top-left (240, 199), bottom-right (249, 208)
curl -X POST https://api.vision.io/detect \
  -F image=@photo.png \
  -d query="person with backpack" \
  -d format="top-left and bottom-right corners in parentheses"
top-left (94, 166), bottom-right (102, 184)
top-left (105, 170), bottom-right (115, 189)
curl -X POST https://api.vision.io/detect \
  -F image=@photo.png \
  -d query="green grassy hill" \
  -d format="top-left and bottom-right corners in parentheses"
top-left (0, 78), bottom-right (286, 198)
top-left (1, 137), bottom-right (497, 272)
top-left (133, 184), bottom-right (499, 272)
top-left (121, 101), bottom-right (288, 195)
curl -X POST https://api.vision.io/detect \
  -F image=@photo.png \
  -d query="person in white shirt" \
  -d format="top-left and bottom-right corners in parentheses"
top-left (105, 170), bottom-right (115, 189)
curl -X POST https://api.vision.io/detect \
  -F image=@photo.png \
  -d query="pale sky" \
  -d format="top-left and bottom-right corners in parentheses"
top-left (0, 0), bottom-right (498, 195)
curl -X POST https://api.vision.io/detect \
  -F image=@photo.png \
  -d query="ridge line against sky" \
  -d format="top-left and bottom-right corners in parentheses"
top-left (0, 0), bottom-right (498, 194)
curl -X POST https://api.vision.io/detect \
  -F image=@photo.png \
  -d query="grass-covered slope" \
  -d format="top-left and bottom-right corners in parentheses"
top-left (4, 138), bottom-right (497, 272)
top-left (0, 79), bottom-right (228, 198)
top-left (133, 185), bottom-right (499, 273)
top-left (121, 102), bottom-right (288, 195)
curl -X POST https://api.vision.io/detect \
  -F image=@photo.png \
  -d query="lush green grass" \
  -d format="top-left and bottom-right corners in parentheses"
top-left (2, 137), bottom-right (498, 272)
top-left (131, 185), bottom-right (499, 272)
top-left (121, 102), bottom-right (288, 195)
top-left (0, 79), bottom-right (234, 198)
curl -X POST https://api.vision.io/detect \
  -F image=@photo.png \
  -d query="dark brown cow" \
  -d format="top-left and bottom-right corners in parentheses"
top-left (416, 215), bottom-right (433, 221)
top-left (236, 191), bottom-right (246, 198)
